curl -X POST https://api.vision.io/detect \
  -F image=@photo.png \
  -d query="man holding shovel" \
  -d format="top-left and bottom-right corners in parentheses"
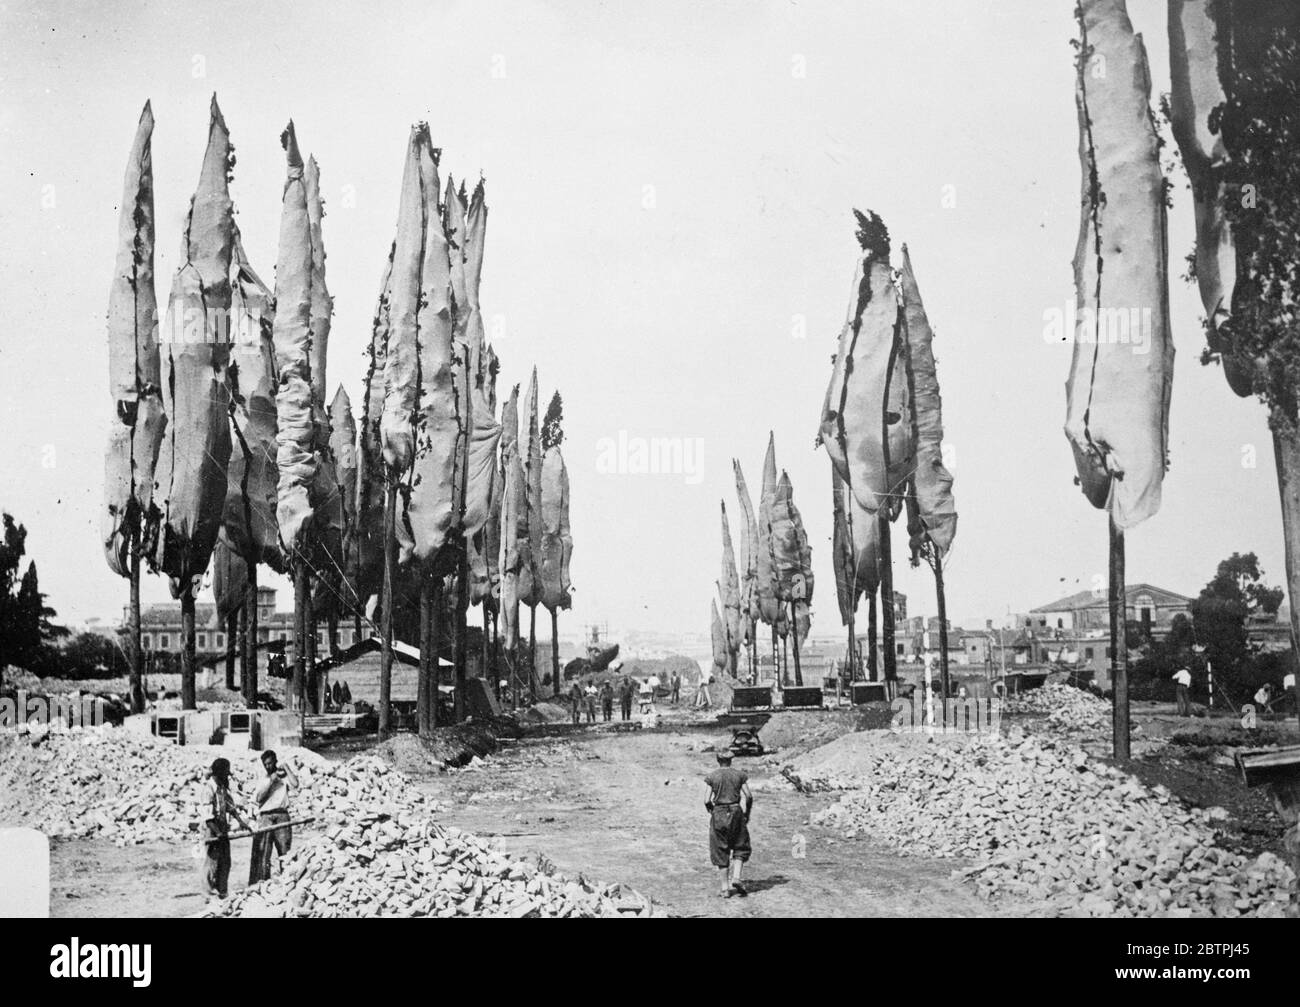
top-left (249, 750), bottom-right (298, 884)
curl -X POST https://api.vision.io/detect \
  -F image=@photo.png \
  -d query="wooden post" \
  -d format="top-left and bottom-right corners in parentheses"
top-left (454, 560), bottom-right (469, 724)
top-left (481, 605), bottom-right (490, 686)
top-left (790, 603), bottom-right (804, 687)
top-left (528, 605), bottom-right (538, 701)
top-left (933, 544), bottom-right (951, 724)
top-left (379, 482), bottom-right (396, 739)
top-left (491, 608), bottom-right (500, 701)
top-left (180, 586), bottom-right (197, 710)
top-left (418, 574), bottom-right (432, 738)
top-left (781, 631), bottom-right (790, 687)
top-left (770, 625), bottom-right (778, 686)
top-left (293, 566), bottom-right (308, 712)
top-left (867, 588), bottom-right (879, 682)
top-left (846, 603), bottom-right (858, 683)
top-left (305, 572), bottom-right (318, 713)
top-left (1110, 516), bottom-right (1130, 761)
top-left (225, 611), bottom-right (238, 691)
top-left (879, 514), bottom-right (897, 688)
top-left (243, 565), bottom-right (258, 708)
top-left (551, 608), bottom-right (561, 698)
top-left (127, 530), bottom-right (144, 714)
top-left (431, 579), bottom-right (442, 730)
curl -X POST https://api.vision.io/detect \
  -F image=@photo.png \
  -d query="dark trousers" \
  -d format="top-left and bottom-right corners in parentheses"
top-left (571, 704), bottom-right (580, 725)
top-left (602, 700), bottom-right (613, 721)
top-left (203, 824), bottom-right (231, 899)
top-left (249, 810), bottom-right (292, 885)
top-left (708, 805), bottom-right (752, 868)
top-left (620, 699), bottom-right (632, 721)
top-left (1176, 683), bottom-right (1190, 716)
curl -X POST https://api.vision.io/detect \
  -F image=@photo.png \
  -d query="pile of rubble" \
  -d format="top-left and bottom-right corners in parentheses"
top-left (783, 730), bottom-right (1295, 917)
top-left (209, 815), bottom-right (653, 918)
top-left (1002, 682), bottom-right (1110, 732)
top-left (0, 727), bottom-right (436, 845)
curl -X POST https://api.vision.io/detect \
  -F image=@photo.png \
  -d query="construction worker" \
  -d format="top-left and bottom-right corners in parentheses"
top-left (694, 669), bottom-right (713, 710)
top-left (704, 750), bottom-right (753, 898)
top-left (249, 750), bottom-right (298, 885)
top-left (1285, 670), bottom-right (1297, 718)
top-left (203, 757), bottom-right (251, 903)
top-left (569, 681), bottom-right (583, 725)
top-left (619, 676), bottom-right (634, 721)
top-left (601, 680), bottom-right (615, 722)
top-left (671, 672), bottom-right (681, 705)
top-left (1173, 667), bottom-right (1192, 717)
top-left (584, 679), bottom-right (598, 724)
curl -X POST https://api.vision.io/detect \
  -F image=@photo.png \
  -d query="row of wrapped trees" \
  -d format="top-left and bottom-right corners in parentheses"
top-left (715, 436), bottom-right (813, 687)
top-left (103, 104), bottom-right (572, 728)
top-left (815, 210), bottom-right (958, 707)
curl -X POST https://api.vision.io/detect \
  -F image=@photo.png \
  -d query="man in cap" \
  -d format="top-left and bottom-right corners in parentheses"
top-left (203, 757), bottom-right (251, 903)
top-left (704, 749), bottom-right (753, 897)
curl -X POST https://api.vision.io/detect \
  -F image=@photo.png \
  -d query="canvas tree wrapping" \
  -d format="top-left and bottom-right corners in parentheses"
top-left (756, 434), bottom-right (786, 638)
top-left (733, 460), bottom-right (761, 671)
top-left (817, 213), bottom-right (913, 595)
top-left (357, 247), bottom-right (394, 610)
top-left (772, 471), bottom-right (814, 650)
top-left (498, 386), bottom-right (524, 693)
top-left (104, 101), bottom-right (165, 579)
top-left (719, 502), bottom-right (742, 677)
top-left (103, 101), bottom-right (165, 713)
top-left (149, 96), bottom-right (236, 709)
top-left (1064, 0), bottom-right (1173, 530)
top-left (898, 245), bottom-right (957, 558)
top-left (540, 444), bottom-right (573, 614)
top-left (710, 598), bottom-right (730, 678)
top-left (271, 122), bottom-right (319, 560)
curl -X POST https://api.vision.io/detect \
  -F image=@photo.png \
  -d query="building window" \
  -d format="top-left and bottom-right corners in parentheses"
top-left (1025, 619), bottom-right (1032, 627)
top-left (1038, 619), bottom-right (1046, 628)
top-left (1056, 618), bottom-right (1063, 629)
top-left (216, 633), bottom-right (225, 649)
top-left (1105, 646), bottom-right (1113, 659)
top-left (198, 633), bottom-right (207, 649)
top-left (1085, 647), bottom-right (1094, 660)
top-left (142, 633), bottom-right (152, 650)
top-left (159, 634), bottom-right (170, 649)
top-left (279, 632), bottom-right (288, 642)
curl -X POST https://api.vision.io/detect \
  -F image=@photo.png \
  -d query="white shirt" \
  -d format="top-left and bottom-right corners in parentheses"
top-left (1255, 687), bottom-right (1271, 705)
top-left (1173, 669), bottom-right (1192, 687)
top-left (1285, 673), bottom-right (1296, 690)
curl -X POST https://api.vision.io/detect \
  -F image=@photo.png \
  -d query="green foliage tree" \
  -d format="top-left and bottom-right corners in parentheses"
top-left (542, 391), bottom-right (564, 451)
top-left (0, 513), bottom-right (66, 674)
top-left (1190, 552), bottom-right (1283, 702)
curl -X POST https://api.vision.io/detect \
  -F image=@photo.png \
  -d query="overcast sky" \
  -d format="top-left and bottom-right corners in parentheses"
top-left (0, 0), bottom-right (1284, 639)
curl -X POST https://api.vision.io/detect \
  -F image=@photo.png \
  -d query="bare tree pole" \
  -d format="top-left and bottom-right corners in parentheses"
top-left (867, 588), bottom-right (878, 682)
top-left (454, 556), bottom-right (469, 724)
top-left (879, 515), bottom-right (897, 695)
top-left (305, 573), bottom-right (318, 713)
top-left (431, 578), bottom-right (442, 730)
top-left (931, 542), bottom-right (951, 723)
top-left (293, 565), bottom-right (308, 712)
top-left (379, 482), bottom-right (396, 738)
top-left (418, 573), bottom-right (432, 737)
top-left (180, 586), bottom-right (197, 710)
top-left (790, 602), bottom-right (804, 687)
top-left (225, 611), bottom-right (238, 690)
top-left (1109, 517), bottom-right (1130, 761)
top-left (128, 530), bottom-right (144, 714)
top-left (242, 564), bottom-right (258, 707)
top-left (551, 608), bottom-right (560, 698)
top-left (528, 604), bottom-right (538, 701)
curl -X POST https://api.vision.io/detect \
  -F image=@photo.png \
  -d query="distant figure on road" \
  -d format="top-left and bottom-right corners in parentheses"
top-left (1173, 667), bottom-right (1192, 717)
top-left (619, 677), bottom-right (634, 721)
top-left (671, 672), bottom-right (681, 704)
top-left (638, 677), bottom-right (654, 713)
top-left (694, 670), bottom-right (712, 710)
top-left (585, 680), bottom-right (598, 723)
top-left (569, 682), bottom-right (583, 726)
top-left (704, 750), bottom-right (753, 898)
top-left (601, 681), bottom-right (614, 721)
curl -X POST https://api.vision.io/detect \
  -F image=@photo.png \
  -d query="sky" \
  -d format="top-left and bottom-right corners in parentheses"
top-left (0, 0), bottom-right (1285, 639)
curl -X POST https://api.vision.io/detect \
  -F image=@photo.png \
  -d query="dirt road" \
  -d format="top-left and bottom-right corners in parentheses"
top-left (416, 725), bottom-right (1020, 917)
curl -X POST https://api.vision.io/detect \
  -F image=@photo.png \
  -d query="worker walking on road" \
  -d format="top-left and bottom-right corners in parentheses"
top-left (203, 757), bottom-right (251, 903)
top-left (704, 750), bottom-right (753, 898)
top-left (249, 749), bottom-right (298, 885)
top-left (1172, 667), bottom-right (1192, 717)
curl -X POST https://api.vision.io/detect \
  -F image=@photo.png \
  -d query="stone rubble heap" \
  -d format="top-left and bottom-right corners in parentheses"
top-left (0, 727), bottom-right (434, 845)
top-left (1002, 682), bottom-right (1110, 732)
top-left (783, 729), bottom-right (1294, 918)
top-left (209, 816), bottom-right (654, 919)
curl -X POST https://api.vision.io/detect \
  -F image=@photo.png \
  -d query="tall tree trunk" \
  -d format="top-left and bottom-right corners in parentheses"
top-left (225, 611), bottom-right (238, 690)
top-left (867, 589), bottom-right (879, 682)
top-left (528, 605), bottom-right (538, 701)
top-left (551, 608), bottom-right (561, 698)
top-left (418, 574), bottom-right (432, 738)
top-left (782, 632), bottom-right (790, 687)
top-left (305, 572), bottom-right (319, 713)
top-left (454, 558), bottom-right (469, 724)
top-left (1109, 516), bottom-right (1130, 761)
top-left (128, 531), bottom-right (144, 713)
top-left (790, 603), bottom-right (804, 687)
top-left (846, 603), bottom-right (858, 683)
top-left (180, 588), bottom-right (197, 710)
top-left (934, 546), bottom-right (950, 724)
top-left (770, 626), bottom-right (778, 686)
top-left (879, 514), bottom-right (897, 687)
top-left (481, 605), bottom-right (490, 686)
top-left (431, 579), bottom-right (442, 730)
top-left (293, 566), bottom-right (308, 712)
top-left (237, 595), bottom-right (248, 698)
top-left (491, 608), bottom-right (500, 701)
top-left (328, 609), bottom-right (339, 656)
top-left (242, 564), bottom-right (258, 708)
top-left (379, 482), bottom-right (396, 738)
top-left (1274, 429), bottom-right (1300, 664)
